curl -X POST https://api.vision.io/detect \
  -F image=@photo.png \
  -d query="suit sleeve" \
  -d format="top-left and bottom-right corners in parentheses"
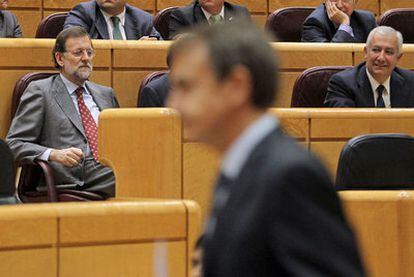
top-left (267, 161), bottom-right (365, 276)
top-left (168, 9), bottom-right (188, 40)
top-left (138, 85), bottom-right (163, 107)
top-left (64, 4), bottom-right (91, 32)
top-left (111, 89), bottom-right (120, 108)
top-left (302, 17), bottom-right (355, 43)
top-left (6, 83), bottom-right (48, 164)
top-left (11, 13), bottom-right (22, 38)
top-left (324, 74), bottom-right (357, 107)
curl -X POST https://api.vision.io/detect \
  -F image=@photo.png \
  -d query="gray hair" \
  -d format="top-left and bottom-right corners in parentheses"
top-left (366, 26), bottom-right (403, 54)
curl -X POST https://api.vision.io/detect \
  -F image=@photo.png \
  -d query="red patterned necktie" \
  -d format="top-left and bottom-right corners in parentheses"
top-left (75, 87), bottom-right (99, 162)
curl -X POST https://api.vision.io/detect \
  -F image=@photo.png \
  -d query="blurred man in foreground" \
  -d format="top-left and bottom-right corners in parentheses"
top-left (167, 21), bottom-right (365, 276)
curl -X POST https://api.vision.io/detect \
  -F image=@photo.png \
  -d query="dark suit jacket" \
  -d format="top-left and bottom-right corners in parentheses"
top-left (325, 62), bottom-right (414, 107)
top-left (0, 10), bottom-right (22, 38)
top-left (64, 0), bottom-right (160, 40)
top-left (6, 75), bottom-right (119, 196)
top-left (169, 1), bottom-right (251, 39)
top-left (203, 127), bottom-right (365, 276)
top-left (302, 4), bottom-right (376, 42)
top-left (138, 73), bottom-right (170, 107)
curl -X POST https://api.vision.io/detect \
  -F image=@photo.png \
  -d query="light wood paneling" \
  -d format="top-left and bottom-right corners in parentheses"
top-left (183, 142), bottom-right (220, 221)
top-left (0, 248), bottom-right (57, 277)
top-left (380, 0), bottom-right (414, 14)
top-left (58, 201), bottom-right (186, 244)
top-left (60, 241), bottom-right (186, 277)
top-left (122, 0), bottom-right (155, 11)
top-left (112, 41), bottom-right (168, 68)
top-left (277, 72), bottom-right (300, 107)
top-left (311, 117), bottom-right (414, 138)
top-left (113, 71), bottom-right (153, 107)
top-left (310, 141), bottom-right (345, 178)
top-left (232, 0), bottom-right (267, 13)
top-left (157, 0), bottom-right (191, 11)
top-left (276, 43), bottom-right (354, 69)
top-left (269, 0), bottom-right (321, 12)
top-left (0, 205), bottom-right (57, 248)
top-left (8, 0), bottom-right (41, 8)
top-left (99, 109), bottom-right (182, 198)
top-left (340, 191), bottom-right (408, 277)
top-left (12, 10), bottom-right (42, 38)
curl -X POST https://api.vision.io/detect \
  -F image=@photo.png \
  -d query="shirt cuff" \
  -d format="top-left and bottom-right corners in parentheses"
top-left (338, 24), bottom-right (354, 38)
top-left (38, 148), bottom-right (52, 161)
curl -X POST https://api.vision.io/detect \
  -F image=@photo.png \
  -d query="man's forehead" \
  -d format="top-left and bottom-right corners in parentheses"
top-left (65, 36), bottom-right (92, 47)
top-left (369, 34), bottom-right (398, 49)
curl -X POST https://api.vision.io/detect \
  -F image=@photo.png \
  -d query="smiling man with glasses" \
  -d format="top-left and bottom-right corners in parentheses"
top-left (7, 26), bottom-right (119, 199)
top-left (302, 0), bottom-right (377, 42)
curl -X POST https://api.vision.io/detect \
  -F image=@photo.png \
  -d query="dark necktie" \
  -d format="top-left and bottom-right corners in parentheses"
top-left (209, 14), bottom-right (223, 25)
top-left (75, 87), bottom-right (99, 162)
top-left (204, 173), bottom-right (233, 239)
top-left (111, 16), bottom-right (123, 40)
top-left (376, 85), bottom-right (386, 108)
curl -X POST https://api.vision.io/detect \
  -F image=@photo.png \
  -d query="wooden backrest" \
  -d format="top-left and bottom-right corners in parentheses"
top-left (0, 199), bottom-right (200, 276)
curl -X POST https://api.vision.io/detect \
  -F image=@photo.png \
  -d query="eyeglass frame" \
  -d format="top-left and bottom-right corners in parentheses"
top-left (63, 48), bottom-right (96, 58)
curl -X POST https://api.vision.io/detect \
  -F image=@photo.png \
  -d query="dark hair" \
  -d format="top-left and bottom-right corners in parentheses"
top-left (168, 20), bottom-right (278, 108)
top-left (52, 26), bottom-right (92, 69)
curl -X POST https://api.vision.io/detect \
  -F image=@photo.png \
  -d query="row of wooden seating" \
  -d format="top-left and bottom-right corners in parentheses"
top-left (97, 108), bottom-right (414, 221)
top-left (7, 0), bottom-right (414, 37)
top-left (0, 199), bottom-right (200, 276)
top-left (3, 40), bottom-right (414, 138)
top-left (34, 7), bottom-right (414, 42)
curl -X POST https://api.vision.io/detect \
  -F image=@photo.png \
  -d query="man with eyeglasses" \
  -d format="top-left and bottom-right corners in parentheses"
top-left (302, 0), bottom-right (376, 42)
top-left (7, 26), bottom-right (118, 198)
top-left (325, 26), bottom-right (414, 107)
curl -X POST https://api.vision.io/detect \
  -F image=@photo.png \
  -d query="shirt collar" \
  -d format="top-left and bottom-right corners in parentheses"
top-left (366, 68), bottom-right (391, 95)
top-left (220, 114), bottom-right (278, 180)
top-left (100, 7), bottom-right (126, 26)
top-left (201, 5), bottom-right (225, 22)
top-left (59, 73), bottom-right (88, 96)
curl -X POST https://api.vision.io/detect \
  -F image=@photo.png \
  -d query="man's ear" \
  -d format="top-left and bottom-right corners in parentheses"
top-left (55, 52), bottom-right (64, 68)
top-left (223, 65), bottom-right (252, 108)
top-left (363, 46), bottom-right (368, 60)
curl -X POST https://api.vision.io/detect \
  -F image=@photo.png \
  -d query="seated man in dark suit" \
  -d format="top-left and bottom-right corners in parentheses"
top-left (168, 0), bottom-right (250, 40)
top-left (64, 0), bottom-right (160, 40)
top-left (7, 27), bottom-right (119, 198)
top-left (0, 0), bottom-right (22, 37)
top-left (167, 21), bottom-right (365, 276)
top-left (325, 26), bottom-right (414, 107)
top-left (302, 0), bottom-right (376, 42)
top-left (138, 73), bottom-right (169, 107)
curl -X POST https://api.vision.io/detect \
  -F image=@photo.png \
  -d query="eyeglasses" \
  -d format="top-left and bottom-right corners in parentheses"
top-left (65, 49), bottom-right (96, 58)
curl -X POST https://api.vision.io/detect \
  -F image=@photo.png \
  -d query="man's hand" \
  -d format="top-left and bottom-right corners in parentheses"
top-left (50, 147), bottom-right (84, 167)
top-left (326, 0), bottom-right (350, 26)
top-left (139, 36), bottom-right (158, 41)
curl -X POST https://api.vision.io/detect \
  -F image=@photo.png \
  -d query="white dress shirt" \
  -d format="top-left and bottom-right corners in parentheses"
top-left (100, 8), bottom-right (127, 40)
top-left (201, 6), bottom-right (225, 25)
top-left (39, 74), bottom-right (100, 161)
top-left (366, 68), bottom-right (391, 108)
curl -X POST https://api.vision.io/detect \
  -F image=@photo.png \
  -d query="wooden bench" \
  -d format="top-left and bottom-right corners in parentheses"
top-left (339, 190), bottom-right (414, 277)
top-left (0, 199), bottom-right (200, 276)
top-left (98, 108), bottom-right (414, 220)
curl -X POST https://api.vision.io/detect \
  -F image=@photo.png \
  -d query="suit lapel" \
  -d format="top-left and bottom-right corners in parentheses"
top-left (357, 64), bottom-right (375, 106)
top-left (53, 75), bottom-right (86, 137)
top-left (223, 2), bottom-right (234, 21)
top-left (85, 82), bottom-right (109, 111)
top-left (193, 2), bottom-right (208, 24)
top-left (390, 69), bottom-right (406, 107)
top-left (94, 7), bottom-right (110, 39)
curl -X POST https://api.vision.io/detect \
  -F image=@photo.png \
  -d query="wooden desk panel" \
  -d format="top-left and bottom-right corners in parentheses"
top-left (12, 10), bottom-right (42, 38)
top-left (277, 72), bottom-right (299, 107)
top-left (340, 191), bottom-right (407, 277)
top-left (113, 70), bottom-right (153, 107)
top-left (99, 109), bottom-right (182, 199)
top-left (276, 43), bottom-right (354, 69)
top-left (0, 249), bottom-right (57, 277)
top-left (112, 41), bottom-right (168, 68)
top-left (183, 142), bottom-right (220, 221)
top-left (8, 0), bottom-right (41, 8)
top-left (0, 205), bottom-right (57, 248)
top-left (380, 0), bottom-right (414, 14)
top-left (310, 141), bottom-right (345, 178)
top-left (42, 0), bottom-right (157, 11)
top-left (60, 242), bottom-right (186, 277)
